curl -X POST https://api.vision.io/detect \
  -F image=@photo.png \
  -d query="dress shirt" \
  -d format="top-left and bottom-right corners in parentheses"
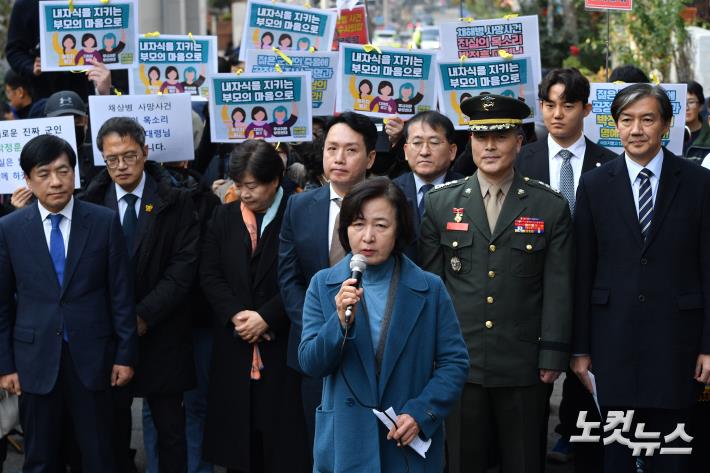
top-left (328, 184), bottom-right (341, 252)
top-left (38, 197), bottom-right (73, 257)
top-left (548, 133), bottom-right (586, 192)
top-left (624, 149), bottom-right (664, 214)
top-left (115, 172), bottom-right (146, 224)
top-left (413, 172), bottom-right (446, 207)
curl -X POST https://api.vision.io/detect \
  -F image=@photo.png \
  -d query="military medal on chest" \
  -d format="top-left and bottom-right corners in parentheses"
top-left (446, 207), bottom-right (469, 231)
top-left (450, 255), bottom-right (462, 272)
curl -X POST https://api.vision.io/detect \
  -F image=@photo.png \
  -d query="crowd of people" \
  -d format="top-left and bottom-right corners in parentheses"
top-left (1, 3), bottom-right (710, 473)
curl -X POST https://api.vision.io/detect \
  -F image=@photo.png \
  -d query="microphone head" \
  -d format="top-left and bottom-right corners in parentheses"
top-left (349, 254), bottom-right (368, 273)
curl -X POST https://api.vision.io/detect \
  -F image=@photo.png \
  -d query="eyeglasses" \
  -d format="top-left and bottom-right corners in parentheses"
top-left (104, 152), bottom-right (140, 169)
top-left (406, 139), bottom-right (446, 151)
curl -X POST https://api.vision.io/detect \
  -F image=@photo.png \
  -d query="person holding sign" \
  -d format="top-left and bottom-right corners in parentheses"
top-left (419, 94), bottom-right (574, 473)
top-left (0, 134), bottom-right (137, 472)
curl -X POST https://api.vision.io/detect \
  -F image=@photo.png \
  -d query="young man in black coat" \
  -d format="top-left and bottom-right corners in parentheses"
top-left (79, 117), bottom-right (199, 473)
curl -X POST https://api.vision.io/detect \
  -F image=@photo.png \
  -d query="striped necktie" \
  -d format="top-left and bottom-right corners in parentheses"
top-left (418, 183), bottom-right (434, 220)
top-left (558, 149), bottom-right (575, 215)
top-left (638, 168), bottom-right (654, 240)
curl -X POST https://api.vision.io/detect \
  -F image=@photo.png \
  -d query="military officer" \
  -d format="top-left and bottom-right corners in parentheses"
top-left (419, 94), bottom-right (574, 473)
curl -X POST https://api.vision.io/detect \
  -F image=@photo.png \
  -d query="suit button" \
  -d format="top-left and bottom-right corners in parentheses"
top-left (488, 270), bottom-right (495, 279)
top-left (489, 244), bottom-right (496, 253)
top-left (638, 294), bottom-right (646, 303)
top-left (345, 398), bottom-right (355, 407)
top-left (486, 296), bottom-right (494, 304)
top-left (56, 330), bottom-right (61, 336)
top-left (452, 241), bottom-right (458, 248)
top-left (485, 320), bottom-right (494, 329)
top-left (640, 258), bottom-right (648, 265)
top-left (526, 244), bottom-right (533, 251)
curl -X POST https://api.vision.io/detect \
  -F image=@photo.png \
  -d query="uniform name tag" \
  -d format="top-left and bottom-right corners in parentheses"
top-left (447, 222), bottom-right (470, 231)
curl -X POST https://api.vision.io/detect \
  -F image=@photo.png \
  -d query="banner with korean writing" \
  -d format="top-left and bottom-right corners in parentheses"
top-left (129, 35), bottom-right (218, 99)
top-left (208, 72), bottom-right (312, 143)
top-left (583, 83), bottom-right (686, 156)
top-left (437, 57), bottom-right (536, 130)
top-left (239, 0), bottom-right (337, 62)
top-left (0, 116), bottom-right (79, 193)
top-left (245, 49), bottom-right (338, 116)
top-left (584, 0), bottom-right (633, 11)
top-left (330, 5), bottom-right (368, 50)
top-left (336, 44), bottom-right (437, 119)
top-left (39, 0), bottom-right (138, 71)
top-left (88, 93), bottom-right (194, 164)
top-left (438, 16), bottom-right (541, 116)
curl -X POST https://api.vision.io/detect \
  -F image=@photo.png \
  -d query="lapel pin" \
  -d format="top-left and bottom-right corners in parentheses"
top-left (517, 188), bottom-right (525, 196)
top-left (596, 162), bottom-right (601, 167)
top-left (145, 204), bottom-right (154, 213)
top-left (465, 188), bottom-right (472, 194)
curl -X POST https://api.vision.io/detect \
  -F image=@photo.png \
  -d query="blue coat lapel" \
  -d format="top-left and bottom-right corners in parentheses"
top-left (609, 157), bottom-right (644, 247)
top-left (377, 257), bottom-right (427, 399)
top-left (643, 149), bottom-right (681, 251)
top-left (308, 186), bottom-right (331, 269)
top-left (60, 200), bottom-right (90, 296)
top-left (23, 204), bottom-right (60, 292)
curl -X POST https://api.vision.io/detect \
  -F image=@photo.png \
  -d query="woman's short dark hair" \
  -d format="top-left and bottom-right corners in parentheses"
top-left (404, 111), bottom-right (456, 144)
top-left (165, 66), bottom-right (179, 79)
top-left (358, 79), bottom-right (372, 97)
top-left (147, 66), bottom-right (160, 79)
top-left (229, 139), bottom-right (284, 184)
top-left (609, 65), bottom-right (649, 84)
top-left (338, 177), bottom-right (414, 255)
top-left (378, 80), bottom-right (394, 95)
top-left (81, 33), bottom-right (97, 47)
top-left (96, 117), bottom-right (146, 151)
top-left (20, 134), bottom-right (77, 176)
top-left (538, 67), bottom-right (590, 104)
top-left (251, 106), bottom-right (267, 120)
top-left (610, 83), bottom-right (673, 124)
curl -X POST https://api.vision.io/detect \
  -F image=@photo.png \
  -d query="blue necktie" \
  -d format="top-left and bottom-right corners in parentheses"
top-left (49, 214), bottom-right (69, 342)
top-left (418, 184), bottom-right (434, 219)
top-left (558, 149), bottom-right (575, 215)
top-left (122, 194), bottom-right (138, 252)
top-left (638, 168), bottom-right (654, 240)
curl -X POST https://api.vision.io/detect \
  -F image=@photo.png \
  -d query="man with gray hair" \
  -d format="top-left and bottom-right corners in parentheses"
top-left (572, 83), bottom-right (710, 473)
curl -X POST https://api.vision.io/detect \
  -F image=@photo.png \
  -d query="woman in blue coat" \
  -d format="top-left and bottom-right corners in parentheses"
top-left (299, 177), bottom-right (469, 473)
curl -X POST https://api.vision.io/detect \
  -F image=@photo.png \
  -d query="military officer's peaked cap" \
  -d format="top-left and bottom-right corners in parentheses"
top-left (460, 94), bottom-right (531, 132)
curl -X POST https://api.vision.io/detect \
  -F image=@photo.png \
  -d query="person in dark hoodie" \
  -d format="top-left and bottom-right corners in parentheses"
top-left (79, 117), bottom-right (199, 473)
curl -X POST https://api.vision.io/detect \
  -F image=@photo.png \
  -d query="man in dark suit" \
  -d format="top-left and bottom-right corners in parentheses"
top-left (420, 95), bottom-right (574, 473)
top-left (393, 111), bottom-right (462, 263)
top-left (572, 83), bottom-right (710, 473)
top-left (80, 117), bottom-right (199, 473)
top-left (279, 112), bottom-right (377, 463)
top-left (0, 134), bottom-right (137, 472)
top-left (517, 68), bottom-right (616, 470)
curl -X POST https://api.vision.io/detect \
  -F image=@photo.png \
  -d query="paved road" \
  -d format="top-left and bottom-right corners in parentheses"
top-left (3, 378), bottom-right (574, 472)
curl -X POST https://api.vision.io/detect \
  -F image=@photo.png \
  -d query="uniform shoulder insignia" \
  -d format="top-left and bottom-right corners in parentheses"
top-left (524, 178), bottom-right (563, 197)
top-left (431, 179), bottom-right (464, 192)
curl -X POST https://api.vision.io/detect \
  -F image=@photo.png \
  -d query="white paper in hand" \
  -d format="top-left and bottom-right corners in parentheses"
top-left (372, 407), bottom-right (432, 458)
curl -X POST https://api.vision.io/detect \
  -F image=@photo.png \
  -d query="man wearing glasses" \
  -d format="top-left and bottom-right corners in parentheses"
top-left (80, 117), bottom-right (199, 473)
top-left (393, 111), bottom-right (462, 263)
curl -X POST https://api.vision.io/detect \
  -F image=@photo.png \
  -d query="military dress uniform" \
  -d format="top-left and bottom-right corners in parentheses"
top-left (418, 94), bottom-right (574, 473)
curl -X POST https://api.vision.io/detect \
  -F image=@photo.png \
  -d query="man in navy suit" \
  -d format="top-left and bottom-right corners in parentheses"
top-left (572, 83), bottom-right (710, 473)
top-left (279, 112), bottom-right (377, 463)
top-left (516, 68), bottom-right (616, 470)
top-left (393, 111), bottom-right (462, 263)
top-left (0, 134), bottom-right (137, 472)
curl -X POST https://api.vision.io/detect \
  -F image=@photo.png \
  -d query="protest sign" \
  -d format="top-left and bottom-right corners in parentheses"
top-left (245, 49), bottom-right (338, 116)
top-left (239, 0), bottom-right (337, 62)
top-left (39, 0), bottom-right (138, 71)
top-left (438, 16), bottom-right (541, 119)
top-left (0, 116), bottom-right (79, 193)
top-left (208, 72), bottom-right (312, 143)
top-left (437, 57), bottom-right (536, 129)
top-left (583, 83), bottom-right (686, 156)
top-left (331, 4), bottom-right (368, 50)
top-left (336, 44), bottom-right (438, 119)
top-left (88, 93), bottom-right (194, 164)
top-left (584, 0), bottom-right (633, 11)
top-left (129, 35), bottom-right (218, 99)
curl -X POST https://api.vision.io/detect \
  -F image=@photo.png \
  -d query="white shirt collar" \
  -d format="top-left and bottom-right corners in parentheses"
top-left (413, 172), bottom-right (446, 194)
top-left (115, 172), bottom-right (146, 202)
top-left (38, 196), bottom-right (74, 222)
top-left (625, 148), bottom-right (664, 183)
top-left (329, 183), bottom-right (341, 202)
top-left (548, 133), bottom-right (586, 160)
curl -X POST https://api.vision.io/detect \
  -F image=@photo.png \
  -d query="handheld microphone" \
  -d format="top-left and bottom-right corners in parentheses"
top-left (344, 254), bottom-right (367, 325)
